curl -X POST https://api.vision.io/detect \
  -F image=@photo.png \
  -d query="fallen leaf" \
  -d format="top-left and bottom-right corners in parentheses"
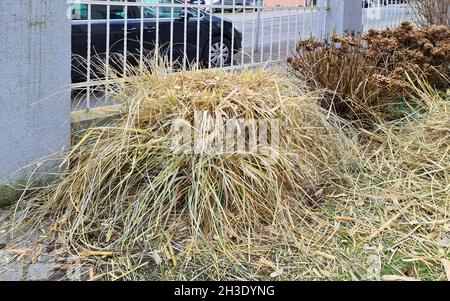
top-left (270, 267), bottom-right (284, 278)
top-left (382, 275), bottom-right (421, 281)
top-left (151, 250), bottom-right (162, 265)
top-left (440, 258), bottom-right (450, 281)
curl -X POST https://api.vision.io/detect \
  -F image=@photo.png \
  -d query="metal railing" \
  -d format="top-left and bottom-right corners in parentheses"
top-left (362, 0), bottom-right (415, 31)
top-left (68, 0), bottom-right (327, 110)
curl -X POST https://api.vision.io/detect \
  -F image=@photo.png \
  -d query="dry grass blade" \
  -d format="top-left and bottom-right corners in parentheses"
top-left (382, 275), bottom-right (421, 282)
top-left (441, 259), bottom-right (450, 281)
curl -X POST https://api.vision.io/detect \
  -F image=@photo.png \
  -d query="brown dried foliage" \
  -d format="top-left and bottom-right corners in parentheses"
top-left (364, 21), bottom-right (450, 90)
top-left (287, 22), bottom-right (450, 121)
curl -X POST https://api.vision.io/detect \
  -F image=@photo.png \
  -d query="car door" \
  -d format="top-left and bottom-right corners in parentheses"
top-left (72, 3), bottom-right (115, 82)
top-left (139, 0), bottom-right (202, 66)
top-left (105, 5), bottom-right (142, 74)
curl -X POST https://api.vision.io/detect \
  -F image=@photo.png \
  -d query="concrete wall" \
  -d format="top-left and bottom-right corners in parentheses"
top-left (319, 0), bottom-right (363, 37)
top-left (0, 1), bottom-right (71, 194)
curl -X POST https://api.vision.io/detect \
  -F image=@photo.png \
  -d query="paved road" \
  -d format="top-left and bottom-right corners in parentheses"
top-left (216, 9), bottom-right (319, 50)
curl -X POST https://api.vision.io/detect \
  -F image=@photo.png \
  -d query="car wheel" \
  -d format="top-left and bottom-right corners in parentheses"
top-left (203, 37), bottom-right (232, 68)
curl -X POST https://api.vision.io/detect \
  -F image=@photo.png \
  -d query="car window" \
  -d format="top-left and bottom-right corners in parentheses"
top-left (139, 0), bottom-right (199, 18)
top-left (71, 4), bottom-right (87, 20)
top-left (71, 3), bottom-right (138, 20)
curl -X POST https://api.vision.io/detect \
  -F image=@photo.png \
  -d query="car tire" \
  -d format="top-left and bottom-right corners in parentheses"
top-left (202, 36), bottom-right (232, 68)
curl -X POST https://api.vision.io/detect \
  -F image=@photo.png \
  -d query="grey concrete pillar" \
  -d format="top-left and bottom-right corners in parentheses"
top-left (318, 0), bottom-right (363, 38)
top-left (0, 1), bottom-right (71, 205)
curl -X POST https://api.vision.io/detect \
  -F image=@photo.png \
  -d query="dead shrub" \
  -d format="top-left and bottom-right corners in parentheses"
top-left (287, 22), bottom-right (450, 122)
top-left (364, 22), bottom-right (450, 91)
top-left (287, 35), bottom-right (383, 123)
top-left (410, 0), bottom-right (450, 27)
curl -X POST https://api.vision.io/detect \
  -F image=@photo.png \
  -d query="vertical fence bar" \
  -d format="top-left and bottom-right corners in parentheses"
top-left (286, 0), bottom-right (291, 57)
top-left (255, 0), bottom-right (262, 53)
top-left (259, 0), bottom-right (265, 62)
top-left (208, 3), bottom-right (212, 68)
top-left (317, 0), bottom-right (328, 40)
top-left (220, 0), bottom-right (225, 67)
top-left (106, 2), bottom-right (111, 95)
top-left (309, 0), bottom-right (313, 35)
top-left (241, 0), bottom-right (247, 65)
top-left (231, 0), bottom-right (236, 66)
top-left (302, 0), bottom-right (307, 39)
top-left (269, 0), bottom-right (274, 61)
top-left (196, 1), bottom-right (201, 66)
top-left (139, 4), bottom-right (144, 68)
top-left (183, 0), bottom-right (188, 69)
top-left (294, 0), bottom-right (299, 45)
top-left (123, 2), bottom-right (128, 76)
top-left (170, 0), bottom-right (174, 67)
top-left (251, 0), bottom-right (256, 61)
top-left (156, 0), bottom-right (160, 60)
top-left (277, 1), bottom-right (283, 60)
top-left (86, 0), bottom-right (92, 110)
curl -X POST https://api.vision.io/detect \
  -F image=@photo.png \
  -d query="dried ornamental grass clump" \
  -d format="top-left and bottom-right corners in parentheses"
top-left (9, 64), bottom-right (359, 277)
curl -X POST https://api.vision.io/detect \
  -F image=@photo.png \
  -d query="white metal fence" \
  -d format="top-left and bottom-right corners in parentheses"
top-left (362, 0), bottom-right (415, 31)
top-left (69, 0), bottom-right (421, 110)
top-left (69, 0), bottom-right (327, 110)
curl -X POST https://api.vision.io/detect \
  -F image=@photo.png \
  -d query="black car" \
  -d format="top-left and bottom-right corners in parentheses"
top-left (187, 0), bottom-right (206, 4)
top-left (363, 0), bottom-right (409, 8)
top-left (211, 0), bottom-right (256, 13)
top-left (71, 0), bottom-right (242, 83)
